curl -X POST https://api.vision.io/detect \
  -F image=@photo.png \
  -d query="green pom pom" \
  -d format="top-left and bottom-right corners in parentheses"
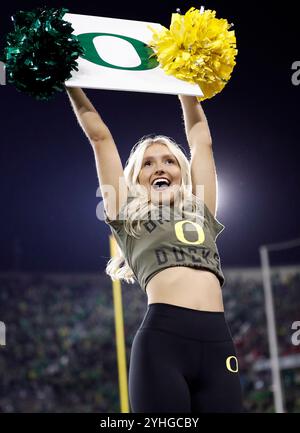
top-left (1, 6), bottom-right (85, 101)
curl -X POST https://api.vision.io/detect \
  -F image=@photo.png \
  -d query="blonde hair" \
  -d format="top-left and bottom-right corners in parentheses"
top-left (105, 134), bottom-right (205, 285)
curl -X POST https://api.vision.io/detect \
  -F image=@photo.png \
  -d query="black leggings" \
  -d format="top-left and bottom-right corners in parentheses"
top-left (129, 303), bottom-right (243, 413)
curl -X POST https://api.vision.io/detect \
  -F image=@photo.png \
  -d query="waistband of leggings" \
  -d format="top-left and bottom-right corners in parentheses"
top-left (138, 302), bottom-right (232, 342)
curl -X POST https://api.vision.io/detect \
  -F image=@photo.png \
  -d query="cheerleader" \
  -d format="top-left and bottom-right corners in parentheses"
top-left (65, 87), bottom-right (243, 413)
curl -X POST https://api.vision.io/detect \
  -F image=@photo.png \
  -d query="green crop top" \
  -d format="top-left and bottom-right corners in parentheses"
top-left (103, 196), bottom-right (225, 293)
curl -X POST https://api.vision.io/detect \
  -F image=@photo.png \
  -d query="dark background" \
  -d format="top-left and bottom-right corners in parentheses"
top-left (1, 0), bottom-right (300, 273)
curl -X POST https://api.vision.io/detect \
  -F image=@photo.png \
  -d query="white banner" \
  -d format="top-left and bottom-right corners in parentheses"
top-left (63, 12), bottom-right (203, 97)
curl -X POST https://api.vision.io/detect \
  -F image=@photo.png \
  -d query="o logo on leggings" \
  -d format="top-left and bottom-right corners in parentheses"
top-left (226, 356), bottom-right (239, 373)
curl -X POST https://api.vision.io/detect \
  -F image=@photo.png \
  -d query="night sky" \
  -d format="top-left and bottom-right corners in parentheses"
top-left (1, 0), bottom-right (300, 274)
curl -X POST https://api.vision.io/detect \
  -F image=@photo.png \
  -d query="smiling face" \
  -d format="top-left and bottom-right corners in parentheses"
top-left (137, 142), bottom-right (182, 205)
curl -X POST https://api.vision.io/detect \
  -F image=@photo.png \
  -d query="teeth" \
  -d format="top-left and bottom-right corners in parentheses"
top-left (152, 178), bottom-right (170, 186)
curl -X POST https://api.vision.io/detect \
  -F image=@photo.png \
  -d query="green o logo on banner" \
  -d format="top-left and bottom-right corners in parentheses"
top-left (76, 33), bottom-right (159, 70)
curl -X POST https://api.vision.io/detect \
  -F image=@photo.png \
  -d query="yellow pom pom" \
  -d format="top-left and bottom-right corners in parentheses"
top-left (146, 6), bottom-right (238, 101)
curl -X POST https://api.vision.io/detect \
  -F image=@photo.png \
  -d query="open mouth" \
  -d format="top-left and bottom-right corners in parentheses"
top-left (151, 178), bottom-right (171, 191)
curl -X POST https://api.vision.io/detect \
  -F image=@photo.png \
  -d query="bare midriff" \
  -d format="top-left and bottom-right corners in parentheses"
top-left (145, 266), bottom-right (224, 312)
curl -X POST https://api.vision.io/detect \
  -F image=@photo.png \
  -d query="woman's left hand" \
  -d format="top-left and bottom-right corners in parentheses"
top-left (177, 94), bottom-right (199, 104)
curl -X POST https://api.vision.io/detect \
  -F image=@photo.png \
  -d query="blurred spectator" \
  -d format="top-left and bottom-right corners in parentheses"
top-left (0, 266), bottom-right (299, 412)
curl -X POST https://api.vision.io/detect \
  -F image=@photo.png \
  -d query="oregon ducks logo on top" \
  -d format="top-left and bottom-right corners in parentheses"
top-left (174, 220), bottom-right (205, 245)
top-left (77, 33), bottom-right (159, 70)
top-left (226, 356), bottom-right (239, 373)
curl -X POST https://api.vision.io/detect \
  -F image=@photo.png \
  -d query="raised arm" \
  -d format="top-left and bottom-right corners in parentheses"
top-left (178, 94), bottom-right (212, 148)
top-left (65, 86), bottom-right (128, 219)
top-left (178, 94), bottom-right (218, 218)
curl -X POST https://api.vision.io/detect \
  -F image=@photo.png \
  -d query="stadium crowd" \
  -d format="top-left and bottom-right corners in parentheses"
top-left (0, 267), bottom-right (299, 412)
